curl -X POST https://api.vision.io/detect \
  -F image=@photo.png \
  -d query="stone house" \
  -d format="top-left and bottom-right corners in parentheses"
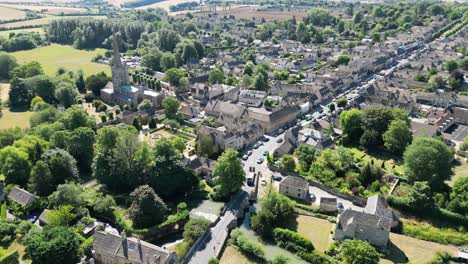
top-left (279, 176), bottom-right (309, 200)
top-left (196, 122), bottom-right (263, 152)
top-left (8, 187), bottom-right (36, 208)
top-left (364, 195), bottom-right (400, 228)
top-left (93, 231), bottom-right (177, 264)
top-left (335, 209), bottom-right (392, 248)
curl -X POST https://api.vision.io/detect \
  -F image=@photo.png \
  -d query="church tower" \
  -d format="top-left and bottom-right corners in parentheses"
top-left (111, 32), bottom-right (129, 93)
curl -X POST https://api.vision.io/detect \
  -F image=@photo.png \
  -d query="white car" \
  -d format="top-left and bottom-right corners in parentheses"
top-left (261, 179), bottom-right (267, 186)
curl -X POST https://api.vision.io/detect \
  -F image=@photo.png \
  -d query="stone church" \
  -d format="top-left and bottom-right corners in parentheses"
top-left (101, 33), bottom-right (164, 109)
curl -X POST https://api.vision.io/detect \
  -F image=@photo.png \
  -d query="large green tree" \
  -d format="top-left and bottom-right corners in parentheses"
top-left (294, 144), bottom-right (316, 172)
top-left (339, 108), bottom-right (363, 142)
top-left (251, 192), bottom-right (295, 237)
top-left (127, 185), bottom-right (168, 228)
top-left (448, 176), bottom-right (468, 216)
top-left (339, 240), bottom-right (380, 264)
top-left (403, 137), bottom-right (453, 186)
top-left (28, 160), bottom-right (54, 196)
top-left (383, 119), bottom-right (412, 155)
top-left (214, 149), bottom-right (245, 198)
top-left (26, 226), bottom-right (80, 264)
top-left (208, 68), bottom-right (224, 84)
top-left (0, 52), bottom-right (18, 79)
top-left (0, 146), bottom-right (31, 185)
top-left (162, 96), bottom-right (180, 119)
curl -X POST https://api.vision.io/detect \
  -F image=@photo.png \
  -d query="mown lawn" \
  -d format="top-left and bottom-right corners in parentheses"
top-left (0, 108), bottom-right (33, 129)
top-left (380, 233), bottom-right (457, 264)
top-left (0, 27), bottom-right (44, 38)
top-left (12, 44), bottom-right (111, 77)
top-left (290, 215), bottom-right (333, 253)
top-left (220, 245), bottom-right (260, 264)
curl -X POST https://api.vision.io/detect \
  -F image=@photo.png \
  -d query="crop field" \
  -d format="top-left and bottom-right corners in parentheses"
top-left (0, 6), bottom-right (27, 21)
top-left (0, 4), bottom-right (93, 15)
top-left (217, 6), bottom-right (307, 21)
top-left (0, 27), bottom-right (44, 38)
top-left (136, 0), bottom-right (194, 11)
top-left (12, 44), bottom-right (111, 77)
top-left (0, 0), bottom-right (80, 3)
top-left (0, 15), bottom-right (106, 29)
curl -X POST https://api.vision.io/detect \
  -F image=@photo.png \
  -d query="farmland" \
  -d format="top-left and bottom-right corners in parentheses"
top-left (0, 4), bottom-right (93, 15)
top-left (0, 6), bottom-right (27, 21)
top-left (12, 44), bottom-right (111, 77)
top-left (216, 6), bottom-right (307, 21)
top-left (0, 15), bottom-right (106, 29)
top-left (0, 27), bottom-right (44, 38)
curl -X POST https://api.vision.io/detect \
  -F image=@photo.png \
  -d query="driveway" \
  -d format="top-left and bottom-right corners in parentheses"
top-left (309, 186), bottom-right (364, 212)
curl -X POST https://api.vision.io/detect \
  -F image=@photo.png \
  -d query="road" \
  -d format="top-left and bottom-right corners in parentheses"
top-left (187, 190), bottom-right (248, 264)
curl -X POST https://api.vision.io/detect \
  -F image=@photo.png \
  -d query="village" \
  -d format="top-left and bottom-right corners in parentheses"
top-left (0, 1), bottom-right (467, 264)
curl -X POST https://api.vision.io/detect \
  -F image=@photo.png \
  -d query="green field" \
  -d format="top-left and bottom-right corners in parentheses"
top-left (12, 44), bottom-right (111, 77)
top-left (0, 27), bottom-right (44, 38)
top-left (292, 215), bottom-right (333, 253)
top-left (349, 147), bottom-right (404, 175)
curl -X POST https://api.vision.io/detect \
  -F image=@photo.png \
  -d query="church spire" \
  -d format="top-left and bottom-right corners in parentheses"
top-left (112, 31), bottom-right (122, 67)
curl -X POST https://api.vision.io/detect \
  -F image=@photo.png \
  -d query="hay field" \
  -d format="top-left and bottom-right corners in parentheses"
top-left (0, 27), bottom-right (44, 38)
top-left (0, 4), bottom-right (92, 15)
top-left (0, 6), bottom-right (27, 21)
top-left (0, 15), bottom-right (106, 29)
top-left (218, 6), bottom-right (307, 21)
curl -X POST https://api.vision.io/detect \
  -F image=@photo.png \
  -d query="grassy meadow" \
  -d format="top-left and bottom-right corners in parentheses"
top-left (0, 27), bottom-right (44, 38)
top-left (12, 44), bottom-right (111, 77)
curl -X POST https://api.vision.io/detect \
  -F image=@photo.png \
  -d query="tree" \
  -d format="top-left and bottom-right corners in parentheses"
top-left (10, 61), bottom-right (43, 79)
top-left (164, 68), bottom-right (186, 87)
top-left (279, 155), bottom-right (296, 173)
top-left (149, 117), bottom-right (157, 129)
top-left (28, 160), bottom-right (54, 196)
top-left (137, 99), bottom-right (153, 111)
top-left (208, 68), bottom-right (224, 84)
top-left (339, 240), bottom-right (379, 264)
top-left (64, 127), bottom-right (95, 172)
top-left (339, 108), bottom-right (363, 142)
top-left (383, 119), bottom-right (412, 155)
top-left (46, 205), bottom-right (76, 226)
top-left (251, 192), bottom-right (295, 237)
top-left (336, 97), bottom-right (347, 108)
top-left (448, 176), bottom-right (468, 216)
top-left (25, 74), bottom-right (56, 104)
top-left (75, 71), bottom-right (86, 93)
top-left (183, 218), bottom-right (210, 245)
top-left (272, 255), bottom-right (290, 264)
top-left (55, 82), bottom-right (78, 108)
top-left (25, 226), bottom-right (81, 264)
top-left (0, 146), bottom-right (31, 185)
top-left (403, 137), bottom-right (453, 186)
top-left (149, 138), bottom-right (197, 198)
top-left (158, 28), bottom-right (180, 52)
top-left (171, 136), bottom-right (185, 153)
top-left (85, 72), bottom-right (108, 96)
top-left (48, 183), bottom-right (86, 214)
top-left (60, 106), bottom-right (95, 130)
top-left (41, 148), bottom-right (79, 186)
top-left (336, 20), bottom-right (345, 34)
top-left (196, 134), bottom-right (217, 157)
top-left (337, 54), bottom-right (351, 65)
top-left (162, 96), bottom-right (180, 119)
top-left (304, 8), bottom-right (335, 27)
top-left (294, 144), bottom-right (316, 172)
top-left (0, 52), bottom-right (18, 79)
top-left (253, 73), bottom-right (267, 90)
top-left (9, 78), bottom-right (29, 107)
top-left (142, 48), bottom-right (163, 72)
top-left (445, 60), bottom-right (458, 73)
top-left (408, 181), bottom-right (433, 210)
top-left (161, 52), bottom-right (176, 71)
top-left (127, 185), bottom-right (168, 228)
top-left (214, 149), bottom-right (245, 198)
top-left (360, 130), bottom-right (380, 151)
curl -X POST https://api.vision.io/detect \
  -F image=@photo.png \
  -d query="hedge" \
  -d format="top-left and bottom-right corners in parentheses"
top-left (297, 252), bottom-right (332, 264)
top-left (0, 250), bottom-right (19, 264)
top-left (273, 228), bottom-right (314, 253)
top-left (229, 229), bottom-right (265, 259)
top-left (401, 220), bottom-right (468, 246)
top-left (0, 203), bottom-right (6, 220)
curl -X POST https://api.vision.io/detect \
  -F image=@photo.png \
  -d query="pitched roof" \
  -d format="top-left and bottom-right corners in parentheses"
top-left (338, 209), bottom-right (392, 232)
top-left (8, 187), bottom-right (35, 207)
top-left (38, 209), bottom-right (50, 225)
top-left (280, 176), bottom-right (308, 190)
top-left (365, 195), bottom-right (399, 223)
top-left (93, 231), bottom-right (173, 264)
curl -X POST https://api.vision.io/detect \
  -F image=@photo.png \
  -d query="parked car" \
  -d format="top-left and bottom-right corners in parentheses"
top-left (253, 143), bottom-right (259, 149)
top-left (352, 200), bottom-right (365, 207)
top-left (257, 141), bottom-right (264, 146)
top-left (29, 215), bottom-right (38, 223)
top-left (263, 150), bottom-right (269, 156)
top-left (242, 155), bottom-right (249, 161)
top-left (337, 202), bottom-right (344, 212)
top-left (278, 128), bottom-right (284, 134)
top-left (262, 137), bottom-right (270, 142)
top-left (272, 174), bottom-right (283, 181)
top-left (261, 179), bottom-right (267, 186)
top-left (247, 150), bottom-right (253, 156)
top-left (276, 138), bottom-right (283, 143)
top-left (257, 157), bottom-right (264, 164)
top-left (308, 193), bottom-right (316, 201)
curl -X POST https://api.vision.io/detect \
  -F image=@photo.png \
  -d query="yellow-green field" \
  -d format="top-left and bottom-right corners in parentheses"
top-left (380, 233), bottom-right (457, 264)
top-left (0, 27), bottom-right (44, 38)
top-left (0, 4), bottom-right (93, 15)
top-left (12, 44), bottom-right (111, 77)
top-left (293, 215), bottom-right (333, 253)
top-left (0, 84), bottom-right (32, 129)
top-left (220, 245), bottom-right (258, 264)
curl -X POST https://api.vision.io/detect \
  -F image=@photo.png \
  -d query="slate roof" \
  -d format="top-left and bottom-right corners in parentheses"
top-left (365, 195), bottom-right (400, 223)
top-left (93, 231), bottom-right (173, 264)
top-left (8, 187), bottom-right (35, 207)
top-left (38, 209), bottom-right (50, 225)
top-left (280, 176), bottom-right (308, 190)
top-left (338, 209), bottom-right (392, 232)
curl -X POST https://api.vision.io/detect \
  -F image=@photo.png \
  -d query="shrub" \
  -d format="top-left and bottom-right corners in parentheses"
top-left (229, 229), bottom-right (265, 259)
top-left (400, 220), bottom-right (468, 245)
top-left (175, 241), bottom-right (190, 261)
top-left (297, 251), bottom-right (332, 264)
top-left (0, 250), bottom-right (19, 264)
top-left (208, 257), bottom-right (219, 264)
top-left (273, 228), bottom-right (314, 253)
top-left (183, 218), bottom-right (210, 245)
top-left (84, 93), bottom-right (95, 103)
